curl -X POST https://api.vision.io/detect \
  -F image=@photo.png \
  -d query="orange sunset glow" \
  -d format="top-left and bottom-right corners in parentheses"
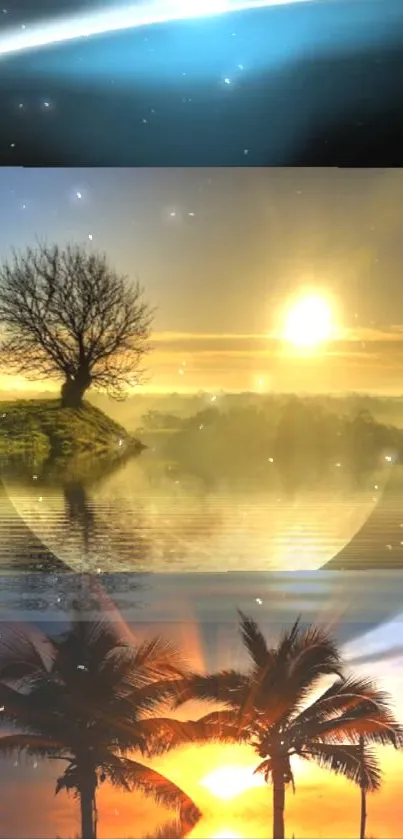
top-left (1, 169), bottom-right (403, 396)
top-left (2, 598), bottom-right (403, 839)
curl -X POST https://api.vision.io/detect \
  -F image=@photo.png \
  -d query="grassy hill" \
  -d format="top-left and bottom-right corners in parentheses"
top-left (0, 399), bottom-right (145, 459)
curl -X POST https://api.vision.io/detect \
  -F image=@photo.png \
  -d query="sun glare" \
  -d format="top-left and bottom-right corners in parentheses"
top-left (201, 765), bottom-right (265, 799)
top-left (212, 832), bottom-right (242, 839)
top-left (282, 292), bottom-right (336, 349)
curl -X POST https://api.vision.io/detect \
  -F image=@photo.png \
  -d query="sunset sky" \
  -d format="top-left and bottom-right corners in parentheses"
top-left (1, 167), bottom-right (403, 395)
top-left (1, 571), bottom-right (403, 838)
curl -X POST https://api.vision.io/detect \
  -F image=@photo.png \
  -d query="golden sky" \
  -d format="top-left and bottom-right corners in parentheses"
top-left (2, 168), bottom-right (403, 396)
top-left (4, 325), bottom-right (403, 396)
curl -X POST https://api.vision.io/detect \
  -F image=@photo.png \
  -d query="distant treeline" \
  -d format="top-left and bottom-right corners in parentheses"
top-left (139, 395), bottom-right (403, 488)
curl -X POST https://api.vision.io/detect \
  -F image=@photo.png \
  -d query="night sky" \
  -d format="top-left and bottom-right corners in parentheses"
top-left (1, 166), bottom-right (403, 393)
top-left (0, 0), bottom-right (403, 165)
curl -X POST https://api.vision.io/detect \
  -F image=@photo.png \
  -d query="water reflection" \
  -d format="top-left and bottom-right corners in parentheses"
top-left (1, 571), bottom-right (402, 648)
top-left (0, 447), bottom-right (398, 572)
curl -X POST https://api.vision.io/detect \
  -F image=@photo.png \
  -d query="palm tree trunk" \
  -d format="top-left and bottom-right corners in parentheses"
top-left (79, 782), bottom-right (97, 839)
top-left (359, 735), bottom-right (367, 839)
top-left (272, 767), bottom-right (286, 839)
top-left (359, 784), bottom-right (367, 839)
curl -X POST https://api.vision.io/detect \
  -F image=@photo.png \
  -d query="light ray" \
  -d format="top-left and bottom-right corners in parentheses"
top-left (0, 0), bottom-right (315, 58)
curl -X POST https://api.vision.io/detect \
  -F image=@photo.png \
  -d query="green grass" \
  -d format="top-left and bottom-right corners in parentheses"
top-left (0, 398), bottom-right (144, 458)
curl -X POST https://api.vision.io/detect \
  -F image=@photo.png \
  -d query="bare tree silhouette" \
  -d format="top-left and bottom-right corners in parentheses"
top-left (0, 242), bottom-right (154, 408)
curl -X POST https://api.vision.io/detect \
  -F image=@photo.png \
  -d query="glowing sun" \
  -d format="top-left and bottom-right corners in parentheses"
top-left (201, 765), bottom-right (265, 800)
top-left (212, 832), bottom-right (242, 839)
top-left (282, 293), bottom-right (335, 348)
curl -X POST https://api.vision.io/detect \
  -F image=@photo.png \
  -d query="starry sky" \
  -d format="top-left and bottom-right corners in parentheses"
top-left (2, 166), bottom-right (403, 395)
top-left (1, 0), bottom-right (403, 165)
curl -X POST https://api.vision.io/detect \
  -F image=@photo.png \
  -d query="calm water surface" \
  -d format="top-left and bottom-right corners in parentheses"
top-left (0, 449), bottom-right (396, 572)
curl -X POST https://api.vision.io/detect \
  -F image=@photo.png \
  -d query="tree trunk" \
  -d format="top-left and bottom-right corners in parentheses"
top-left (359, 735), bottom-right (367, 839)
top-left (61, 370), bottom-right (91, 409)
top-left (359, 785), bottom-right (367, 839)
top-left (79, 782), bottom-right (97, 839)
top-left (272, 766), bottom-right (286, 839)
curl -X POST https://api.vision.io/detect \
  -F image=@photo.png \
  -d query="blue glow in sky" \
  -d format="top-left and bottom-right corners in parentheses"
top-left (1, 0), bottom-right (403, 166)
top-left (0, 0), bottom-right (313, 58)
top-left (2, 0), bottom-right (402, 84)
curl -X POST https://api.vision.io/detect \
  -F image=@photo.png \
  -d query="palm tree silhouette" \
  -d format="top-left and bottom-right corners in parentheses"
top-left (358, 734), bottom-right (382, 839)
top-left (174, 612), bottom-right (402, 839)
top-left (0, 603), bottom-right (201, 839)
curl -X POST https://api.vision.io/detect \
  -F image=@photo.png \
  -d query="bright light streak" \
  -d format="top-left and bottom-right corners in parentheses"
top-left (0, 0), bottom-right (315, 58)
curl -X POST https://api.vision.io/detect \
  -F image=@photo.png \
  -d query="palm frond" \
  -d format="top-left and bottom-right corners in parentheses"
top-left (292, 676), bottom-right (401, 733)
top-left (286, 624), bottom-right (342, 683)
top-left (186, 708), bottom-right (249, 745)
top-left (293, 677), bottom-right (402, 748)
top-left (139, 709), bottom-right (248, 756)
top-left (275, 619), bottom-right (303, 660)
top-left (304, 742), bottom-right (382, 792)
top-left (105, 753), bottom-right (202, 819)
top-left (52, 620), bottom-right (129, 686)
top-left (0, 732), bottom-right (68, 759)
top-left (303, 707), bottom-right (401, 747)
top-left (0, 681), bottom-right (64, 736)
top-left (174, 669), bottom-right (249, 708)
top-left (134, 717), bottom-right (204, 756)
top-left (0, 622), bottom-right (53, 682)
top-left (238, 619), bottom-right (342, 731)
top-left (253, 757), bottom-right (273, 782)
top-left (55, 764), bottom-right (82, 798)
top-left (131, 637), bottom-right (189, 685)
top-left (134, 678), bottom-right (189, 715)
top-left (237, 611), bottom-right (271, 668)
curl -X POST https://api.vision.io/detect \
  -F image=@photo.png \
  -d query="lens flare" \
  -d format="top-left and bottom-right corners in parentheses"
top-left (0, 0), bottom-right (314, 58)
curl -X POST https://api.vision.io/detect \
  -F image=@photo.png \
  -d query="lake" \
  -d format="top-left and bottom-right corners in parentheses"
top-left (0, 447), bottom-right (399, 573)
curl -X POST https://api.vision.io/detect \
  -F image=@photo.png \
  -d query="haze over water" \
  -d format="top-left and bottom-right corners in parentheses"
top-left (0, 448), bottom-right (393, 573)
